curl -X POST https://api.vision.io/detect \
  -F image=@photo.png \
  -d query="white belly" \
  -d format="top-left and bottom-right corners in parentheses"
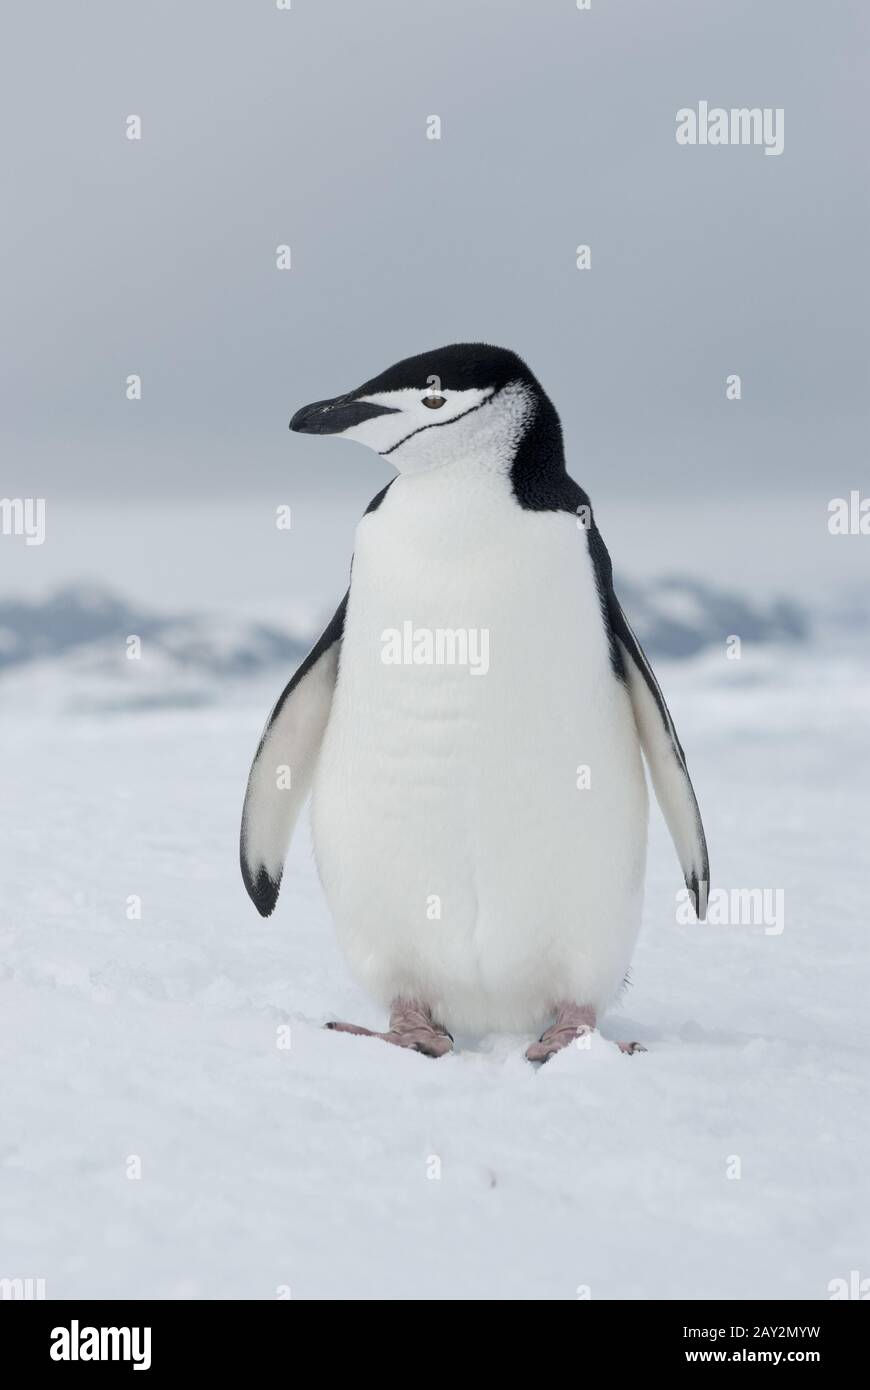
top-left (311, 471), bottom-right (648, 1033)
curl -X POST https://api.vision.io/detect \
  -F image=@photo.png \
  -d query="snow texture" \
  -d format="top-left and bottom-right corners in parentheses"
top-left (0, 634), bottom-right (867, 1300)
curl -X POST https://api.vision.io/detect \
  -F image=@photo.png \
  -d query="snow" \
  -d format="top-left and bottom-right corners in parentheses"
top-left (1, 640), bottom-right (868, 1301)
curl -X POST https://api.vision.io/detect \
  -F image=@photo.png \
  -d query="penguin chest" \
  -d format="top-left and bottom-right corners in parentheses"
top-left (310, 478), bottom-right (647, 1025)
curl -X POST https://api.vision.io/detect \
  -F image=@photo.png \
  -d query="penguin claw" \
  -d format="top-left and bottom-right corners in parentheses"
top-left (324, 1016), bottom-right (454, 1058)
top-left (324, 1020), bottom-right (377, 1037)
top-left (525, 1023), bottom-right (648, 1063)
top-left (408, 1034), bottom-right (454, 1059)
top-left (525, 1022), bottom-right (594, 1063)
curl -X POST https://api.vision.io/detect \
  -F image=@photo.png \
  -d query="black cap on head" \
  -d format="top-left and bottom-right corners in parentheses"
top-left (355, 342), bottom-right (538, 397)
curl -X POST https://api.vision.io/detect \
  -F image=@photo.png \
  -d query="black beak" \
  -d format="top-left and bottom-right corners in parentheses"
top-left (289, 393), bottom-right (400, 435)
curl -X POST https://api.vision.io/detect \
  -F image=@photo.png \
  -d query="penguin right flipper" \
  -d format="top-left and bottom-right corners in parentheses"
top-left (609, 597), bottom-right (710, 920)
top-left (240, 594), bottom-right (347, 917)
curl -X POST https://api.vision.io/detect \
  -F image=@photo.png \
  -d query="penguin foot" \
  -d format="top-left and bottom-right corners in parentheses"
top-left (525, 1002), bottom-right (646, 1063)
top-left (525, 1024), bottom-right (593, 1062)
top-left (325, 1000), bottom-right (454, 1059)
top-left (526, 1001), bottom-right (596, 1062)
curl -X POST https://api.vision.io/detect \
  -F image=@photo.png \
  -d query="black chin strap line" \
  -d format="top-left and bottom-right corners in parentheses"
top-left (378, 385), bottom-right (501, 458)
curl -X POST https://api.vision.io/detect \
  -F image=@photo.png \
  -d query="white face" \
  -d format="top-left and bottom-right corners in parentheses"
top-left (342, 386), bottom-right (491, 456)
top-left (340, 382), bottom-right (533, 475)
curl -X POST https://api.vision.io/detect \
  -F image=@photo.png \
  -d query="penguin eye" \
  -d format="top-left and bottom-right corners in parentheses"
top-left (422, 394), bottom-right (447, 409)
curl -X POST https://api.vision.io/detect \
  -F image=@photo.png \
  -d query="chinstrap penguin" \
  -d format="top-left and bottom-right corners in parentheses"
top-left (240, 344), bottom-right (709, 1061)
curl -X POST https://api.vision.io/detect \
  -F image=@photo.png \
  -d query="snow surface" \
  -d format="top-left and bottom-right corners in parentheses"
top-left (1, 641), bottom-right (868, 1300)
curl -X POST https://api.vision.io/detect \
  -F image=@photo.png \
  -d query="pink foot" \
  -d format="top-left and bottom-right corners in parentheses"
top-left (326, 1000), bottom-right (453, 1059)
top-left (526, 1002), bottom-right (646, 1063)
top-left (525, 1023), bottom-right (593, 1062)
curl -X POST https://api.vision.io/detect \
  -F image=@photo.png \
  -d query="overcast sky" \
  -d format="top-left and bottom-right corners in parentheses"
top-left (2, 0), bottom-right (867, 523)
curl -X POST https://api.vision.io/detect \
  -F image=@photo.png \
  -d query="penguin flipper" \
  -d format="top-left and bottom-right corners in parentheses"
top-left (240, 594), bottom-right (347, 917)
top-left (610, 598), bottom-right (710, 920)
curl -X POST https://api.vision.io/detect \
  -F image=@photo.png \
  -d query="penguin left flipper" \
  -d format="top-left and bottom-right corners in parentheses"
top-left (240, 593), bottom-right (347, 917)
top-left (609, 597), bottom-right (710, 920)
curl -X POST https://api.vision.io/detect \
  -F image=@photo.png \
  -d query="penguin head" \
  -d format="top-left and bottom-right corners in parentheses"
top-left (289, 343), bottom-right (547, 474)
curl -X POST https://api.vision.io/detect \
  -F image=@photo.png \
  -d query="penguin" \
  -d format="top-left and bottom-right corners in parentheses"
top-left (240, 344), bottom-right (708, 1061)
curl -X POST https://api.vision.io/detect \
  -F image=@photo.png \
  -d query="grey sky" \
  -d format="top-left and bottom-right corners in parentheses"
top-left (2, 0), bottom-right (867, 513)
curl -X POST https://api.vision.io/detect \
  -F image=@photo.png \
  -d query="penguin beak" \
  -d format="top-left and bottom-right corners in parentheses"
top-left (289, 393), bottom-right (400, 436)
